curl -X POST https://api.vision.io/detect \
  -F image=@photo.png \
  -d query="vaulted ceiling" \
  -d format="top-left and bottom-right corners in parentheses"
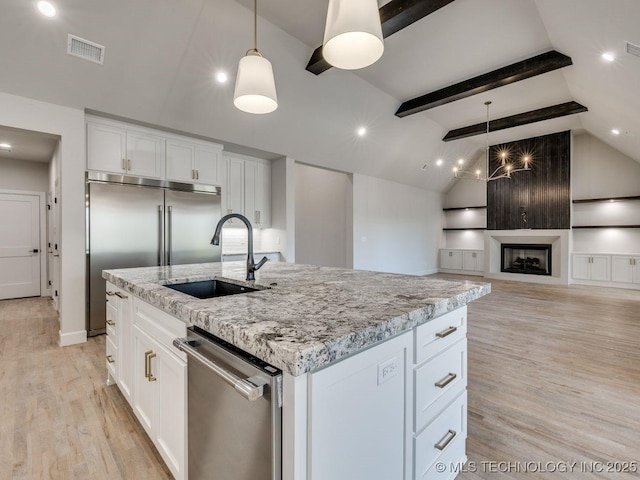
top-left (1, 0), bottom-right (638, 192)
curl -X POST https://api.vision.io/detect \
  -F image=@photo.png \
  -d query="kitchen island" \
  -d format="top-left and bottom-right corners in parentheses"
top-left (103, 261), bottom-right (490, 480)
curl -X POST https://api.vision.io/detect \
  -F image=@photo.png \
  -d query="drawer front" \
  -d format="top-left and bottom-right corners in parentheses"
top-left (106, 299), bottom-right (117, 337)
top-left (132, 297), bottom-right (187, 361)
top-left (415, 307), bottom-right (466, 364)
top-left (415, 338), bottom-right (467, 431)
top-left (414, 391), bottom-right (467, 478)
top-left (106, 335), bottom-right (117, 378)
top-left (420, 433), bottom-right (466, 480)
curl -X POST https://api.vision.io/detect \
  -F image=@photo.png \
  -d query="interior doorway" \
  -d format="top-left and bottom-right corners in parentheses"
top-left (0, 192), bottom-right (41, 299)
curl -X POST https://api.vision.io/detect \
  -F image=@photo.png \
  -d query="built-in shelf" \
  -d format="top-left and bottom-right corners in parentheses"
top-left (572, 225), bottom-right (640, 229)
top-left (442, 206), bottom-right (487, 212)
top-left (572, 196), bottom-right (640, 204)
top-left (443, 227), bottom-right (487, 231)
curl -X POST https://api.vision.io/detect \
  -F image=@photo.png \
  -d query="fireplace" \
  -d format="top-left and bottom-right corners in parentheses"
top-left (501, 243), bottom-right (552, 276)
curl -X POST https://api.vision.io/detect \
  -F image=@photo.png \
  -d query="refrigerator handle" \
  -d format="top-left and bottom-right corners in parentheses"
top-left (158, 205), bottom-right (165, 266)
top-left (167, 205), bottom-right (173, 266)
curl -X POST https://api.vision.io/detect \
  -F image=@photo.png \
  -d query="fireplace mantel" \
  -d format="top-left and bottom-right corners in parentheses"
top-left (484, 230), bottom-right (571, 285)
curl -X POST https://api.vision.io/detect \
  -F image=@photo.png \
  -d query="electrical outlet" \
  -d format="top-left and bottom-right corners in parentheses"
top-left (377, 357), bottom-right (398, 385)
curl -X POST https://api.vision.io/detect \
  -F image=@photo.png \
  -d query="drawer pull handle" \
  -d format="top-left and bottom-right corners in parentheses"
top-left (436, 326), bottom-right (457, 338)
top-left (434, 429), bottom-right (457, 451)
top-left (435, 372), bottom-right (457, 389)
top-left (114, 292), bottom-right (128, 299)
top-left (106, 319), bottom-right (116, 327)
top-left (106, 291), bottom-right (115, 296)
top-left (106, 355), bottom-right (115, 364)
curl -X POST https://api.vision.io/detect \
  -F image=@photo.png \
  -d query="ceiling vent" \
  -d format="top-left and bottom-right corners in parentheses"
top-left (67, 34), bottom-right (105, 64)
top-left (625, 41), bottom-right (640, 59)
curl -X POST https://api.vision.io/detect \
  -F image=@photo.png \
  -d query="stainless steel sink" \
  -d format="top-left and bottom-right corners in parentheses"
top-left (165, 279), bottom-right (259, 299)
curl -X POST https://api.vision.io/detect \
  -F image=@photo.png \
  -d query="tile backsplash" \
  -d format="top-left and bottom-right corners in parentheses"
top-left (221, 228), bottom-right (263, 255)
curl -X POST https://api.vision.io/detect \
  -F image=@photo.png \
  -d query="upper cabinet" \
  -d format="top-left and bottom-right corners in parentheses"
top-left (166, 139), bottom-right (223, 186)
top-left (87, 117), bottom-right (223, 186)
top-left (87, 122), bottom-right (164, 179)
top-left (224, 155), bottom-right (271, 228)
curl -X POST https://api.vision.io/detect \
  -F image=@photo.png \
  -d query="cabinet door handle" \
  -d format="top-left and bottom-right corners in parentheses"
top-left (127, 159), bottom-right (132, 171)
top-left (106, 355), bottom-right (115, 364)
top-left (122, 158), bottom-right (126, 171)
top-left (145, 350), bottom-right (157, 382)
top-left (436, 326), bottom-right (457, 339)
top-left (434, 429), bottom-right (457, 451)
top-left (106, 319), bottom-right (115, 327)
top-left (114, 292), bottom-right (128, 299)
top-left (435, 372), bottom-right (457, 389)
top-left (196, 169), bottom-right (199, 180)
top-left (144, 350), bottom-right (151, 378)
top-left (106, 291), bottom-right (115, 296)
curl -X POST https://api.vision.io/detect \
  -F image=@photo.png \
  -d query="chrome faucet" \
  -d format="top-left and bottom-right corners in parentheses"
top-left (211, 213), bottom-right (268, 281)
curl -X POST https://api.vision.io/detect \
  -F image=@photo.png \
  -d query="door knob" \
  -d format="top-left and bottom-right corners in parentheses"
top-left (31, 249), bottom-right (39, 253)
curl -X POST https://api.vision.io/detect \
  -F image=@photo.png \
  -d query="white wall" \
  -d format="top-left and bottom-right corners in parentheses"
top-left (0, 158), bottom-right (49, 192)
top-left (352, 174), bottom-right (443, 276)
top-left (443, 152), bottom-right (486, 208)
top-left (0, 92), bottom-right (86, 347)
top-left (295, 164), bottom-right (351, 269)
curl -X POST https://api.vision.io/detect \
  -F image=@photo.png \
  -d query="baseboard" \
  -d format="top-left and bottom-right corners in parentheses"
top-left (571, 279), bottom-right (640, 290)
top-left (416, 268), bottom-right (439, 276)
top-left (439, 269), bottom-right (484, 277)
top-left (59, 329), bottom-right (87, 347)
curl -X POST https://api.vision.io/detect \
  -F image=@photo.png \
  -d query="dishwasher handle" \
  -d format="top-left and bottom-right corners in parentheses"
top-left (173, 337), bottom-right (266, 402)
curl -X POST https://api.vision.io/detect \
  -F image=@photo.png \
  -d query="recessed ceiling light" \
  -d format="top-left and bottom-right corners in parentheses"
top-left (457, 159), bottom-right (464, 165)
top-left (435, 159), bottom-right (443, 166)
top-left (0, 143), bottom-right (11, 149)
top-left (357, 126), bottom-right (367, 136)
top-left (36, 1), bottom-right (57, 17)
top-left (611, 129), bottom-right (620, 135)
top-left (215, 71), bottom-right (228, 83)
top-left (601, 52), bottom-right (615, 62)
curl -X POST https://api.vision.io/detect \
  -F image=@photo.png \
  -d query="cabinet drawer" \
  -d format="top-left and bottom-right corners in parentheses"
top-left (106, 335), bottom-right (117, 378)
top-left (420, 432), bottom-right (466, 480)
top-left (415, 307), bottom-right (466, 364)
top-left (414, 391), bottom-right (467, 479)
top-left (415, 338), bottom-right (467, 432)
top-left (132, 297), bottom-right (187, 361)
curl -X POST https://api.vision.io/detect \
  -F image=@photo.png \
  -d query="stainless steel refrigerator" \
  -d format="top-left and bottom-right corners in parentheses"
top-left (86, 172), bottom-right (222, 336)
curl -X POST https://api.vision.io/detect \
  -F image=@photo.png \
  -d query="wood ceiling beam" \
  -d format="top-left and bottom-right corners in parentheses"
top-left (305, 0), bottom-right (455, 75)
top-left (442, 101), bottom-right (588, 142)
top-left (395, 50), bottom-right (573, 118)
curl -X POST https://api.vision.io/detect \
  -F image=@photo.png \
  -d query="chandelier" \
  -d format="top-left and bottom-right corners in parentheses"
top-left (453, 101), bottom-right (532, 181)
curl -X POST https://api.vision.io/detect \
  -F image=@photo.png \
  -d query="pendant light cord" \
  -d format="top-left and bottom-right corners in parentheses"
top-left (254, 0), bottom-right (258, 52)
top-left (485, 101), bottom-right (491, 180)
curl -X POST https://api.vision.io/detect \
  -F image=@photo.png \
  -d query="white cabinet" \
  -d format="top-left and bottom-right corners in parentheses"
top-left (87, 121), bottom-right (164, 178)
top-left (572, 254), bottom-right (610, 282)
top-left (308, 331), bottom-right (412, 480)
top-left (245, 160), bottom-right (271, 227)
top-left (462, 251), bottom-right (484, 272)
top-left (224, 156), bottom-right (271, 228)
top-left (440, 249), bottom-right (484, 275)
top-left (440, 250), bottom-right (463, 270)
top-left (166, 139), bottom-right (223, 186)
top-left (225, 156), bottom-right (245, 218)
top-left (107, 290), bottom-right (187, 480)
top-left (611, 256), bottom-right (640, 284)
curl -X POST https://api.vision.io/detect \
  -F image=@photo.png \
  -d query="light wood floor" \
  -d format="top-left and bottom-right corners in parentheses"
top-left (0, 297), bottom-right (172, 480)
top-left (433, 275), bottom-right (640, 479)
top-left (1, 280), bottom-right (639, 479)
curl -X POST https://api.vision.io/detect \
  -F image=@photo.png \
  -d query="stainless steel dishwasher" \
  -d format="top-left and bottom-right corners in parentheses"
top-left (174, 326), bottom-right (282, 480)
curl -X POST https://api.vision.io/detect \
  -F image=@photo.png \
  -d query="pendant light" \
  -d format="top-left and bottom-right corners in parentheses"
top-left (233, 0), bottom-right (278, 114)
top-left (322, 0), bottom-right (384, 70)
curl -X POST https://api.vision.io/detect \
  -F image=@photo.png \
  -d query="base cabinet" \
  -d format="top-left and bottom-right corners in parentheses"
top-left (440, 249), bottom-right (484, 276)
top-left (572, 254), bottom-right (610, 282)
top-left (107, 287), bottom-right (187, 480)
top-left (610, 256), bottom-right (640, 284)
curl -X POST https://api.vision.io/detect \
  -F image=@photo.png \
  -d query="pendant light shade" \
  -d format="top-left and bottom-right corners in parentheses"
top-left (233, 0), bottom-right (278, 114)
top-left (322, 0), bottom-right (384, 70)
top-left (234, 52), bottom-right (278, 114)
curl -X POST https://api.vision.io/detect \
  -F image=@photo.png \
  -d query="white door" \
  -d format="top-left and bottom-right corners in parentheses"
top-left (0, 193), bottom-right (40, 300)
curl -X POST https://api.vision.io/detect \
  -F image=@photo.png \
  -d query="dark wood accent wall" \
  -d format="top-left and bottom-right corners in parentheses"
top-left (487, 131), bottom-right (570, 230)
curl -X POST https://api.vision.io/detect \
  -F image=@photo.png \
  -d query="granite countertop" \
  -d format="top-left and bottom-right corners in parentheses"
top-left (103, 262), bottom-right (490, 376)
